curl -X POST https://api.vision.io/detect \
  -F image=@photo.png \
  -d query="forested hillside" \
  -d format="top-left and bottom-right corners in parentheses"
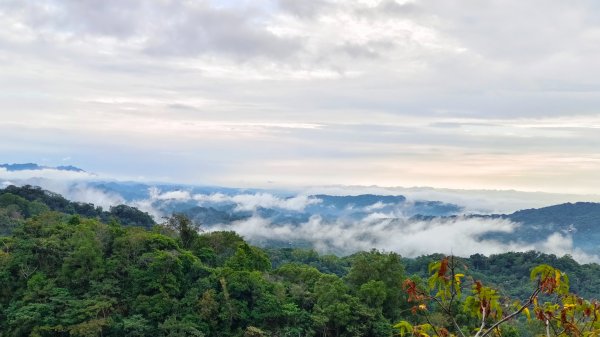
top-left (0, 210), bottom-right (403, 336)
top-left (0, 185), bottom-right (155, 234)
top-left (2, 185), bottom-right (600, 336)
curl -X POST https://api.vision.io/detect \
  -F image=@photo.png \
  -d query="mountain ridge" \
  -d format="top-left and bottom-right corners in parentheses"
top-left (0, 162), bottom-right (85, 172)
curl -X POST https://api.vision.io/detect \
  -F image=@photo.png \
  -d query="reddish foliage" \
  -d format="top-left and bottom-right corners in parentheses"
top-left (475, 280), bottom-right (483, 294)
top-left (438, 257), bottom-right (449, 279)
top-left (540, 276), bottom-right (557, 294)
top-left (560, 309), bottom-right (568, 324)
top-left (535, 308), bottom-right (546, 321)
top-left (481, 299), bottom-right (489, 313)
top-left (403, 279), bottom-right (425, 303)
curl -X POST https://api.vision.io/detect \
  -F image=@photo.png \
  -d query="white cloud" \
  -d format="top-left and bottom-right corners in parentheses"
top-left (538, 233), bottom-right (599, 264)
top-left (212, 214), bottom-right (600, 263)
top-left (65, 183), bottom-right (125, 209)
top-left (0, 179), bottom-right (124, 211)
top-left (130, 198), bottom-right (164, 220)
top-left (193, 192), bottom-right (321, 212)
top-left (0, 168), bottom-right (128, 209)
top-left (363, 201), bottom-right (389, 212)
top-left (149, 187), bottom-right (192, 201)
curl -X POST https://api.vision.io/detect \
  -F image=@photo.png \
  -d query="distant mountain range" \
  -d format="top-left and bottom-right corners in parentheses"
top-left (86, 181), bottom-right (600, 257)
top-left (0, 163), bottom-right (85, 172)
top-left (501, 202), bottom-right (600, 251)
top-left (87, 181), bottom-right (465, 225)
top-left (3, 162), bottom-right (600, 260)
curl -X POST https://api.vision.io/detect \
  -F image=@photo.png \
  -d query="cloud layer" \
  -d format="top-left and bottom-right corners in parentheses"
top-left (193, 192), bottom-right (320, 212)
top-left (3, 170), bottom-right (600, 263)
top-left (213, 214), bottom-right (600, 264)
top-left (2, 0), bottom-right (600, 192)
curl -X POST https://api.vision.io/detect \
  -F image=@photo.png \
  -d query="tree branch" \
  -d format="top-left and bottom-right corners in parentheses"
top-left (474, 306), bottom-right (486, 337)
top-left (479, 286), bottom-right (541, 337)
top-left (424, 313), bottom-right (442, 337)
top-left (430, 295), bottom-right (467, 337)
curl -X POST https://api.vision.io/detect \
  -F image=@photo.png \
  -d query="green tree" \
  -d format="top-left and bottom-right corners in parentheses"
top-left (346, 250), bottom-right (407, 320)
top-left (225, 243), bottom-right (271, 272)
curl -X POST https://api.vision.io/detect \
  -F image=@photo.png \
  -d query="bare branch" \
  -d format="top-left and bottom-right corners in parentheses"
top-left (479, 285), bottom-right (542, 337)
top-left (424, 313), bottom-right (442, 337)
top-left (430, 295), bottom-right (467, 337)
top-left (474, 306), bottom-right (486, 337)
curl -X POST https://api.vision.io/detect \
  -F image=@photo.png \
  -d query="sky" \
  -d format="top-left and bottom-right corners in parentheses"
top-left (2, 0), bottom-right (600, 193)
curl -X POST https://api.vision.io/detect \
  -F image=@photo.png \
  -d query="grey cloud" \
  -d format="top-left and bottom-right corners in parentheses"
top-left (4, 0), bottom-right (600, 190)
top-left (336, 40), bottom-right (395, 59)
top-left (167, 103), bottom-right (200, 112)
top-left (423, 1), bottom-right (598, 62)
top-left (374, 0), bottom-right (420, 16)
top-left (144, 3), bottom-right (300, 59)
top-left (276, 0), bottom-right (330, 18)
top-left (46, 0), bottom-right (143, 37)
top-left (1, 0), bottom-right (300, 59)
top-left (428, 122), bottom-right (500, 129)
top-left (276, 0), bottom-right (416, 20)
top-left (0, 0), bottom-right (144, 37)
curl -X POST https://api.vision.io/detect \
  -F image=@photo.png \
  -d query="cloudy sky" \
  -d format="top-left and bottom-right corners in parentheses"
top-left (2, 0), bottom-right (600, 193)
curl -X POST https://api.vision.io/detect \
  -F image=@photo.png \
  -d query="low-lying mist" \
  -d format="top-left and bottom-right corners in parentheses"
top-left (2, 169), bottom-right (599, 264)
top-left (210, 214), bottom-right (599, 264)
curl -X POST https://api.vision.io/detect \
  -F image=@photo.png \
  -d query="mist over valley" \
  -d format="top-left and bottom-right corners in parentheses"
top-left (3, 164), bottom-right (600, 263)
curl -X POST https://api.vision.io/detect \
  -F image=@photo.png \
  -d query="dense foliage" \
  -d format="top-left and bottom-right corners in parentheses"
top-left (2, 186), bottom-right (600, 337)
top-left (0, 204), bottom-right (407, 336)
top-left (0, 185), bottom-right (155, 231)
top-left (397, 256), bottom-right (600, 337)
top-left (403, 252), bottom-right (600, 301)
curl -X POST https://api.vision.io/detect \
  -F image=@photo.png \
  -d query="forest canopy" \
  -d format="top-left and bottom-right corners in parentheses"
top-left (1, 185), bottom-right (599, 337)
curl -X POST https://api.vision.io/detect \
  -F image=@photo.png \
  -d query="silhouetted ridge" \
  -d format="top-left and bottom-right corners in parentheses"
top-left (0, 162), bottom-right (85, 172)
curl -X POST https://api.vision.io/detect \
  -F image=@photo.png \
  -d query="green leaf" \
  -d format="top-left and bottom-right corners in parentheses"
top-left (394, 321), bottom-right (414, 337)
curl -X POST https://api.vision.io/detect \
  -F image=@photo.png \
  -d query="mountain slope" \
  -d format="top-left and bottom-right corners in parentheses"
top-left (503, 202), bottom-right (600, 251)
top-left (0, 185), bottom-right (155, 230)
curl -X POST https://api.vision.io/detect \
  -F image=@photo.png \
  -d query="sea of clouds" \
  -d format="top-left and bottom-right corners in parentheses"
top-left (1, 167), bottom-right (598, 263)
